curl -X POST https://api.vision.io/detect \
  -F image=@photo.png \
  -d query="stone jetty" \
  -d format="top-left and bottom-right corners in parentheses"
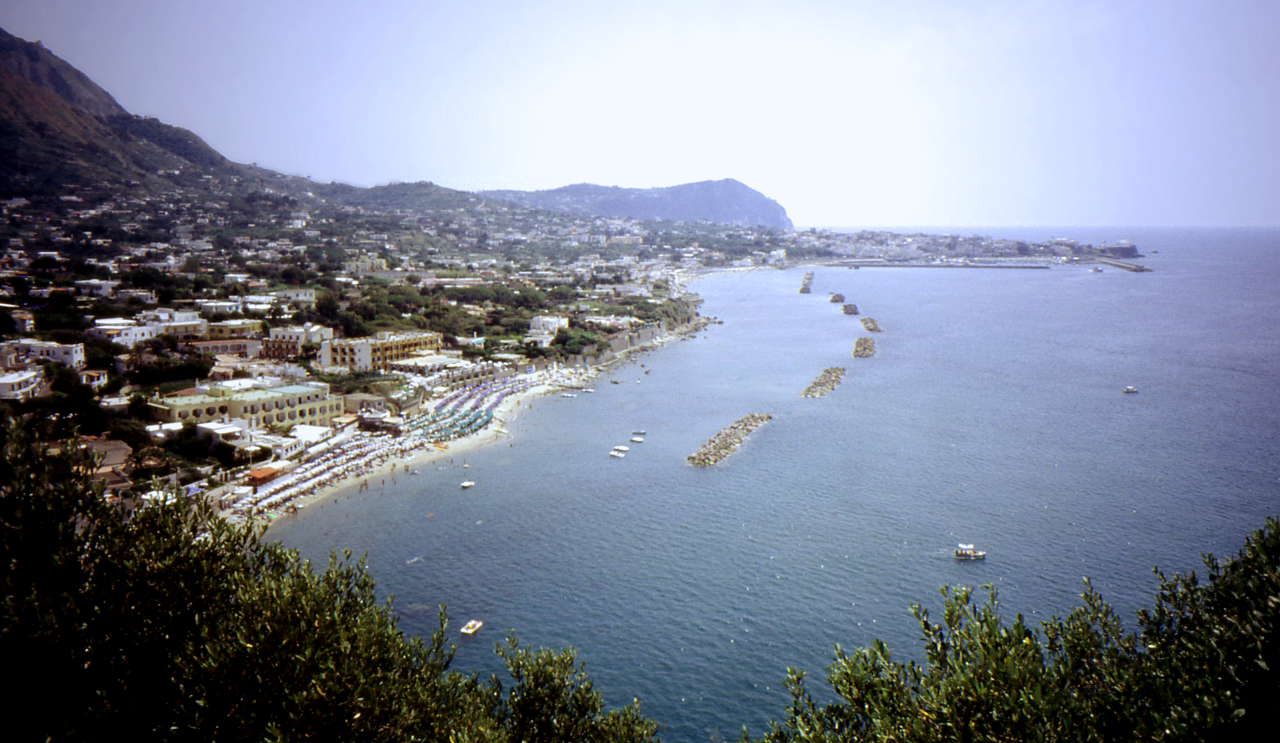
top-left (687, 413), bottom-right (773, 467)
top-left (853, 337), bottom-right (876, 358)
top-left (842, 303), bottom-right (859, 315)
top-left (860, 316), bottom-right (882, 332)
top-left (829, 293), bottom-right (845, 303)
top-left (802, 367), bottom-right (846, 398)
top-left (799, 271), bottom-right (814, 294)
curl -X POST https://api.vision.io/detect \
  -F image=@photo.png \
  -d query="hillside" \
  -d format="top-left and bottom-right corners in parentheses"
top-left (0, 26), bottom-right (795, 231)
top-left (481, 179), bottom-right (794, 230)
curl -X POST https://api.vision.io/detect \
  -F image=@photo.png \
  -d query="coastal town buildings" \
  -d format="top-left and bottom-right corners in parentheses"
top-left (147, 380), bottom-right (342, 428)
top-left (318, 330), bottom-right (444, 372)
top-left (0, 338), bottom-right (86, 369)
top-left (263, 324), bottom-right (334, 360)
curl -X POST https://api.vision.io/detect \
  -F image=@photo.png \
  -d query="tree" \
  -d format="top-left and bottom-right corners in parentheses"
top-left (751, 520), bottom-right (1280, 743)
top-left (0, 417), bottom-right (659, 742)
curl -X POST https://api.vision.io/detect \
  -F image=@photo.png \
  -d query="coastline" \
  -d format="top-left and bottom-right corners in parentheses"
top-left (252, 319), bottom-right (706, 527)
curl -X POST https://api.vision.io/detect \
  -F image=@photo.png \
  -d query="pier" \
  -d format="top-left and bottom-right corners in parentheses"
top-left (687, 413), bottom-right (773, 467)
top-left (1095, 257), bottom-right (1153, 272)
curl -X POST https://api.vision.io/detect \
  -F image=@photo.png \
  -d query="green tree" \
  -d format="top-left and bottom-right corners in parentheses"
top-left (751, 520), bottom-right (1280, 743)
top-left (0, 417), bottom-right (659, 742)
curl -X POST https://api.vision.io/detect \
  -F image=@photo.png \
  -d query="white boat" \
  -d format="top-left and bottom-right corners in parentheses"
top-left (460, 481), bottom-right (476, 489)
top-left (613, 445), bottom-right (630, 452)
top-left (1122, 386), bottom-right (1138, 394)
top-left (583, 388), bottom-right (595, 393)
top-left (630, 436), bottom-right (645, 443)
top-left (954, 543), bottom-right (987, 560)
top-left (561, 393), bottom-right (577, 398)
top-left (609, 450), bottom-right (626, 458)
top-left (460, 619), bottom-right (483, 635)
top-left (633, 430), bottom-right (647, 435)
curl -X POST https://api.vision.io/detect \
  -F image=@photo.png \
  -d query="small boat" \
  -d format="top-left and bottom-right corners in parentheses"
top-left (630, 436), bottom-right (645, 443)
top-left (460, 481), bottom-right (476, 489)
top-left (583, 388), bottom-right (595, 393)
top-left (561, 392), bottom-right (577, 398)
top-left (460, 619), bottom-right (484, 635)
top-left (1122, 386), bottom-right (1138, 394)
top-left (613, 445), bottom-right (630, 452)
top-left (609, 450), bottom-right (626, 458)
top-left (1091, 267), bottom-right (1103, 273)
top-left (633, 430), bottom-right (646, 436)
top-left (955, 543), bottom-right (987, 560)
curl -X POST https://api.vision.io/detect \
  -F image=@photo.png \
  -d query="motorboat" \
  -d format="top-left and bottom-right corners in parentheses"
top-left (955, 543), bottom-right (987, 560)
top-left (460, 619), bottom-right (483, 635)
top-left (613, 445), bottom-right (630, 452)
top-left (561, 392), bottom-right (577, 398)
top-left (630, 436), bottom-right (645, 443)
top-left (460, 481), bottom-right (476, 489)
top-left (609, 450), bottom-right (626, 458)
top-left (633, 430), bottom-right (647, 435)
top-left (1122, 386), bottom-right (1138, 394)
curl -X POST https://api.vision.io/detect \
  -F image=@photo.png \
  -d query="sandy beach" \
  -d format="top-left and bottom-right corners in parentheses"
top-left (234, 320), bottom-right (705, 525)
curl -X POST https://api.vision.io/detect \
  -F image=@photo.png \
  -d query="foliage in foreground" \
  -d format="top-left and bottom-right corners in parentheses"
top-left (0, 419), bottom-right (656, 742)
top-left (3, 411), bottom-right (1277, 742)
top-left (751, 519), bottom-right (1280, 743)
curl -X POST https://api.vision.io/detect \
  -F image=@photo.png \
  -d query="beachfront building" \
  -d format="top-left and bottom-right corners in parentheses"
top-left (0, 338), bottom-right (86, 369)
top-left (525, 315), bottom-right (568, 348)
top-left (147, 380), bottom-right (342, 429)
top-left (263, 323), bottom-right (334, 360)
top-left (318, 330), bottom-right (443, 372)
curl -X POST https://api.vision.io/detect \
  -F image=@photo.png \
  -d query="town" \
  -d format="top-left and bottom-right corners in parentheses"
top-left (0, 171), bottom-right (1139, 515)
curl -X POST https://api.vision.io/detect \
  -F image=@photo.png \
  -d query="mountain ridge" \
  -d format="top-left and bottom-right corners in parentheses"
top-left (0, 26), bottom-right (794, 230)
top-left (481, 178), bottom-right (794, 230)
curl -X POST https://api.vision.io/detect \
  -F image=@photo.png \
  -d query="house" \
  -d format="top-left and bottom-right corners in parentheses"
top-left (0, 369), bottom-right (41, 401)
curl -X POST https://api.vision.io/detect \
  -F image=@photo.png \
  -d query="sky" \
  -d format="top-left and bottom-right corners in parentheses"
top-left (2, 0), bottom-right (1276, 227)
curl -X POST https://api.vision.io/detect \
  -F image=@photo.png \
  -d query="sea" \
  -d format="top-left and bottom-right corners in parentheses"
top-left (269, 226), bottom-right (1280, 742)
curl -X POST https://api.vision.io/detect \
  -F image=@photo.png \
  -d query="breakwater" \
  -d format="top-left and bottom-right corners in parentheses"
top-left (853, 337), bottom-right (876, 358)
top-left (1095, 257), bottom-right (1153, 272)
top-left (799, 271), bottom-right (814, 293)
top-left (802, 367), bottom-right (846, 398)
top-left (686, 413), bottom-right (773, 467)
top-left (829, 293), bottom-right (845, 303)
top-left (860, 317), bottom-right (882, 332)
top-left (842, 303), bottom-right (859, 315)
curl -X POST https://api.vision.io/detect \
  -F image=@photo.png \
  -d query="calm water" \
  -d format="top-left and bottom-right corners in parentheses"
top-left (271, 226), bottom-right (1280, 741)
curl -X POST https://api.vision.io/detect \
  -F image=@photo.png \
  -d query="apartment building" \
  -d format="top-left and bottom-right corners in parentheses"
top-left (147, 381), bottom-right (341, 429)
top-left (318, 330), bottom-right (443, 372)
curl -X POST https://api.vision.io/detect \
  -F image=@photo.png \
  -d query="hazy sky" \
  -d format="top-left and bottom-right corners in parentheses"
top-left (2, 0), bottom-right (1276, 227)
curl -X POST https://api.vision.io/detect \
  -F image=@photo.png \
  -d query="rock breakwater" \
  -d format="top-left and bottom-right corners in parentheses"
top-left (799, 271), bottom-right (814, 294)
top-left (853, 337), bottom-right (876, 358)
top-left (842, 303), bottom-right (859, 315)
top-left (687, 413), bottom-right (773, 467)
top-left (802, 367), bottom-right (846, 398)
top-left (860, 317), bottom-right (882, 332)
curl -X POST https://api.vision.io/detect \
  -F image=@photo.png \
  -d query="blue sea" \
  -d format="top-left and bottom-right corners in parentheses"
top-left (270, 226), bottom-right (1280, 742)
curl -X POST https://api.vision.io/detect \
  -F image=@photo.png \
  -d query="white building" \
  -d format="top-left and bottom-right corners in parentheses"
top-left (0, 369), bottom-right (41, 401)
top-left (0, 338), bottom-right (86, 369)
